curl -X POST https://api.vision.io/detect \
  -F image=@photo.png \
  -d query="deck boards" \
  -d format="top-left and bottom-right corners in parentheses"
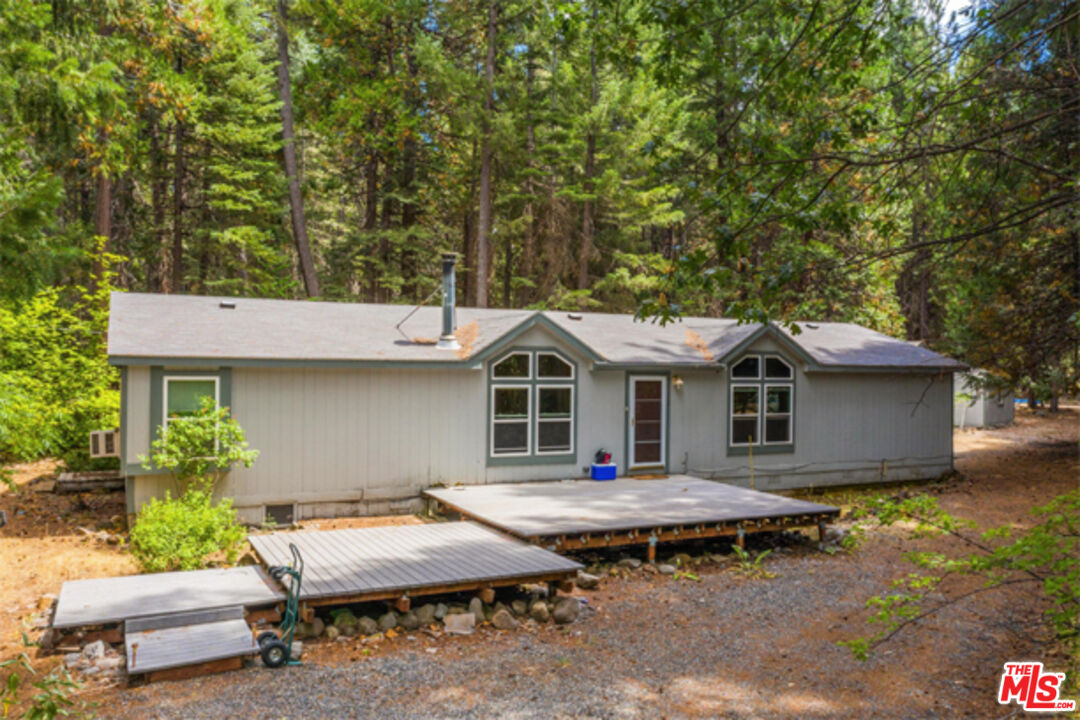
top-left (423, 475), bottom-right (840, 538)
top-left (53, 567), bottom-right (285, 629)
top-left (125, 607), bottom-right (256, 675)
top-left (248, 521), bottom-right (582, 603)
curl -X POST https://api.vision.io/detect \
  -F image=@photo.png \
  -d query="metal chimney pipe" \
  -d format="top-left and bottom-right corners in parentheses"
top-left (436, 253), bottom-right (460, 350)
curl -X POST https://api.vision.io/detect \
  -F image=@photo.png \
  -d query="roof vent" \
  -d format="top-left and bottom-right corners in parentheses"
top-left (567, 312), bottom-right (583, 321)
top-left (219, 300), bottom-right (236, 309)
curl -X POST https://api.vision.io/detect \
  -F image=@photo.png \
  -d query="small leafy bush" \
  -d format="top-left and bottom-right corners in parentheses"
top-left (130, 396), bottom-right (257, 572)
top-left (129, 485), bottom-right (246, 572)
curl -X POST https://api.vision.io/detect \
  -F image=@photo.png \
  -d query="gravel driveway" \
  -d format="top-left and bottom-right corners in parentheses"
top-left (106, 545), bottom-right (1028, 720)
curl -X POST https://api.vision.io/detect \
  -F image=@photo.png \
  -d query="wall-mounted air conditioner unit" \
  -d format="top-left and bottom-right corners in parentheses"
top-left (89, 430), bottom-right (120, 459)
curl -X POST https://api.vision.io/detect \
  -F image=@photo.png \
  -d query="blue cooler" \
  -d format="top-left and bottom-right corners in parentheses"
top-left (590, 463), bottom-right (617, 481)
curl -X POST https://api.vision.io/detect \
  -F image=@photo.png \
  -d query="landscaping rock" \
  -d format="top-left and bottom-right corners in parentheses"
top-left (446, 604), bottom-right (467, 616)
top-left (310, 617), bottom-right (325, 638)
top-left (552, 597), bottom-right (579, 625)
top-left (333, 609), bottom-right (358, 628)
top-left (483, 606), bottom-right (494, 622)
top-left (617, 557), bottom-right (642, 569)
top-left (493, 601), bottom-right (509, 616)
top-left (294, 621), bottom-right (313, 639)
top-left (289, 641), bottom-right (303, 661)
top-left (325, 625), bottom-right (340, 641)
top-left (96, 656), bottom-right (124, 670)
top-left (511, 599), bottom-right (528, 617)
top-left (468, 597), bottom-right (484, 619)
top-left (433, 603), bottom-right (448, 620)
top-left (82, 640), bottom-right (106, 661)
top-left (529, 602), bottom-right (550, 623)
top-left (377, 611), bottom-right (398, 631)
top-left (443, 613), bottom-right (476, 636)
top-left (399, 611), bottom-right (420, 631)
top-left (357, 616), bottom-right (379, 636)
top-left (575, 571), bottom-right (600, 590)
top-left (415, 604), bottom-right (436, 626)
top-left (491, 609), bottom-right (518, 631)
top-left (64, 653), bottom-right (82, 668)
top-left (657, 564), bottom-right (676, 575)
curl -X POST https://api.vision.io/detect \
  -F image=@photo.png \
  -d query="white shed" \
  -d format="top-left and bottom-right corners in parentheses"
top-left (954, 371), bottom-right (1014, 428)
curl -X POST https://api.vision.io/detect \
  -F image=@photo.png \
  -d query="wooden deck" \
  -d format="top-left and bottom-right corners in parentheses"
top-left (248, 521), bottom-right (582, 607)
top-left (53, 566), bottom-right (285, 629)
top-left (424, 475), bottom-right (840, 556)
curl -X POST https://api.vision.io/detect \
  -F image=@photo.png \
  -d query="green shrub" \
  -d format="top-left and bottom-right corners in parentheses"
top-left (129, 485), bottom-right (247, 572)
top-left (130, 396), bottom-right (257, 573)
top-left (0, 247), bottom-right (119, 468)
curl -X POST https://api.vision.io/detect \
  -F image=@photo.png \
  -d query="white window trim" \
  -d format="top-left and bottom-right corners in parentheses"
top-left (763, 354), bottom-right (793, 380)
top-left (730, 354), bottom-right (762, 380)
top-left (491, 350), bottom-right (532, 380)
top-left (490, 384), bottom-right (532, 457)
top-left (763, 383), bottom-right (793, 446)
top-left (162, 375), bottom-right (220, 430)
top-left (535, 384), bottom-right (574, 455)
top-left (536, 351), bottom-right (575, 380)
top-left (729, 383), bottom-right (761, 447)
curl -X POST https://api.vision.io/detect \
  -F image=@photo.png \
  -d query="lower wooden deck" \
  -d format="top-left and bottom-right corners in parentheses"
top-left (248, 521), bottom-right (582, 607)
top-left (424, 475), bottom-right (840, 557)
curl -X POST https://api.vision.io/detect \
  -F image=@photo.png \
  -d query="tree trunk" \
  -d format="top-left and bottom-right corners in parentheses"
top-left (578, 6), bottom-right (599, 290)
top-left (363, 152), bottom-right (378, 301)
top-left (276, 0), bottom-right (320, 297)
top-left (401, 43), bottom-right (420, 301)
top-left (150, 115), bottom-right (170, 292)
top-left (462, 140), bottom-right (478, 306)
top-left (519, 52), bottom-right (537, 307)
top-left (474, 0), bottom-right (497, 308)
top-left (92, 155), bottom-right (111, 287)
top-left (172, 119), bottom-right (186, 294)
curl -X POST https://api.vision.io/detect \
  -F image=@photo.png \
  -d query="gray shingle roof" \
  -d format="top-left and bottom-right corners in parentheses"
top-left (107, 292), bottom-right (964, 371)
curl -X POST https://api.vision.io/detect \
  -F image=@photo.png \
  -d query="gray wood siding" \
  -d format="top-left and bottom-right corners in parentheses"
top-left (125, 324), bottom-right (955, 515)
top-left (124, 366), bottom-right (151, 465)
top-left (670, 335), bottom-right (953, 488)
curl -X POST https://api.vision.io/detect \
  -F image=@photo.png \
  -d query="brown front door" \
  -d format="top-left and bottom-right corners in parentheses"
top-left (629, 376), bottom-right (666, 469)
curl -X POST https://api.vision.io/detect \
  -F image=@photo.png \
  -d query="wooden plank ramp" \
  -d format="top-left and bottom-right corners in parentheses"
top-left (248, 521), bottom-right (582, 607)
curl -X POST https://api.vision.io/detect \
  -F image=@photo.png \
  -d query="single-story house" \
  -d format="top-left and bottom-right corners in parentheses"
top-left (108, 256), bottom-right (966, 524)
top-left (953, 370), bottom-right (1014, 428)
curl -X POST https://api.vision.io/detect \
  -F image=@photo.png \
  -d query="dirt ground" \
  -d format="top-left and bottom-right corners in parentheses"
top-left (1, 405), bottom-right (1077, 718)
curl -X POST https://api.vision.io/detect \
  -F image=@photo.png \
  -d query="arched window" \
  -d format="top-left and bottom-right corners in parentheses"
top-left (729, 354), bottom-right (793, 448)
top-left (490, 349), bottom-right (576, 460)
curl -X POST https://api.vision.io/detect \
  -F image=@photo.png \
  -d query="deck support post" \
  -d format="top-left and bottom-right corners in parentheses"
top-left (735, 526), bottom-right (746, 549)
top-left (817, 518), bottom-right (828, 543)
top-left (478, 587), bottom-right (496, 604)
top-left (394, 595), bottom-right (411, 613)
top-left (647, 534), bottom-right (658, 564)
top-left (547, 581), bottom-right (559, 600)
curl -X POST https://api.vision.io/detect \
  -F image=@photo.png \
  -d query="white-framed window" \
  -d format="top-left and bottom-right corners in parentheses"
top-left (491, 384), bottom-right (531, 456)
top-left (536, 384), bottom-right (573, 454)
top-left (536, 352), bottom-right (574, 379)
top-left (729, 354), bottom-right (794, 448)
top-left (764, 384), bottom-right (792, 444)
top-left (488, 349), bottom-right (576, 459)
top-left (730, 384), bottom-right (760, 446)
top-left (163, 376), bottom-right (220, 429)
top-left (492, 351), bottom-right (531, 379)
top-left (731, 356), bottom-right (761, 379)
